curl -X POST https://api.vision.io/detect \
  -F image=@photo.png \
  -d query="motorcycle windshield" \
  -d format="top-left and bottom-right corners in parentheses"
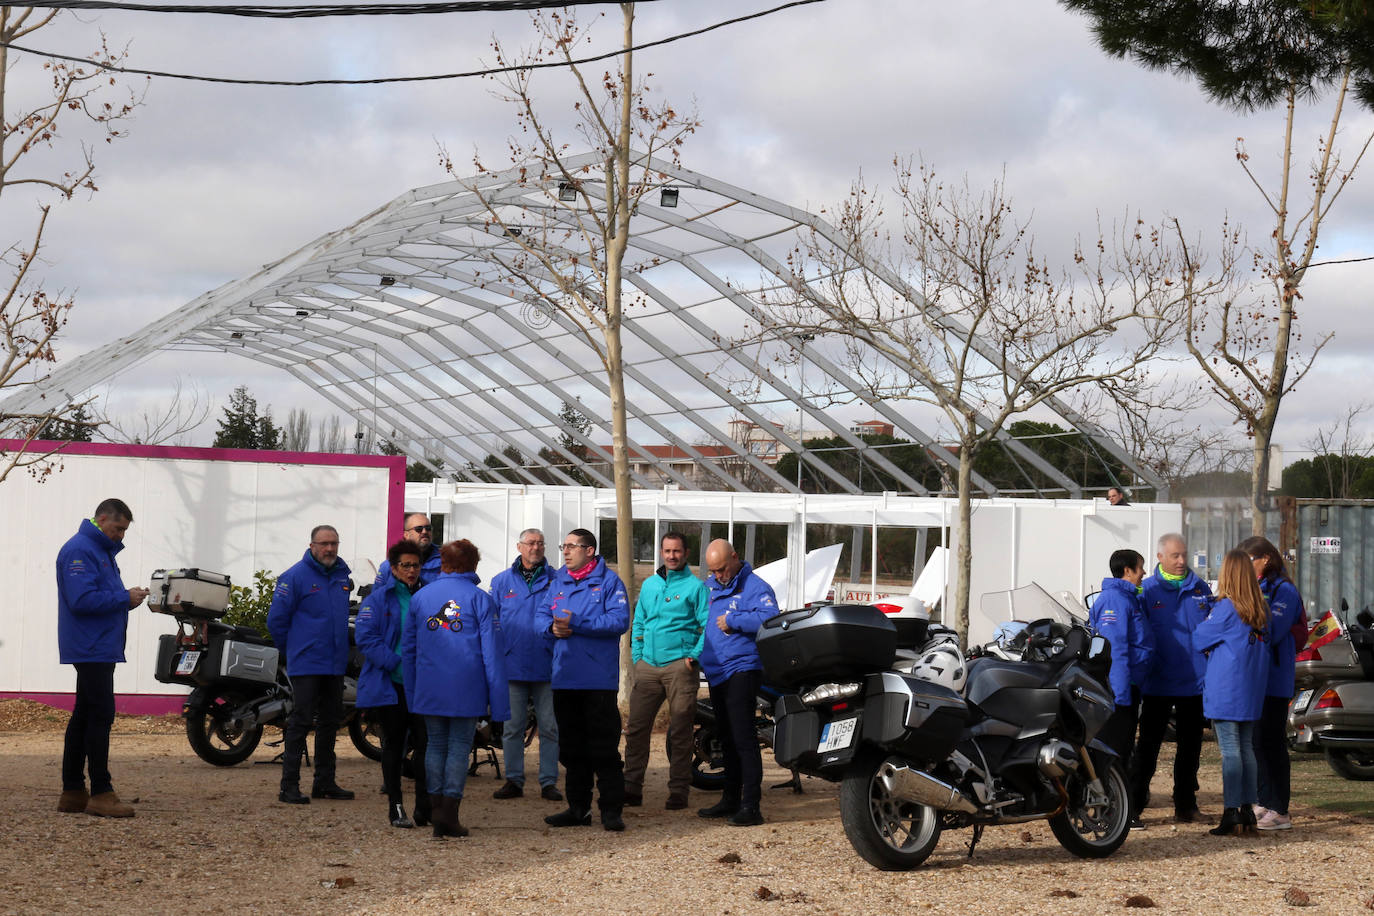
top-left (979, 583), bottom-right (1087, 630)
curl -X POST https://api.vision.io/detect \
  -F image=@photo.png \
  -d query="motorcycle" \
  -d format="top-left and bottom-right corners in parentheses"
top-left (763, 585), bottom-right (1129, 871)
top-left (1289, 604), bottom-right (1374, 781)
top-left (690, 683), bottom-right (787, 791)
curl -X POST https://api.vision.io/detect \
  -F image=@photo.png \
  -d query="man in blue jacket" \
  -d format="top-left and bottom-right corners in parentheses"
top-left (1088, 548), bottom-right (1155, 828)
top-left (267, 524), bottom-right (355, 805)
top-left (489, 528), bottom-right (563, 803)
top-left (373, 513), bottom-right (440, 588)
top-left (536, 528), bottom-right (630, 831)
top-left (623, 531), bottom-right (709, 811)
top-left (698, 538), bottom-right (777, 827)
top-left (1131, 533), bottom-right (1213, 823)
top-left (56, 498), bottom-right (148, 818)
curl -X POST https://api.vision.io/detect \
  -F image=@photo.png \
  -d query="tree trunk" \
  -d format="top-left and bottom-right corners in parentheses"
top-left (954, 444), bottom-right (974, 650)
top-left (1250, 425), bottom-right (1271, 538)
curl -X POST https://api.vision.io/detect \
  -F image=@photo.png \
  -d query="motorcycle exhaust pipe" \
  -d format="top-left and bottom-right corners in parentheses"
top-left (878, 760), bottom-right (977, 814)
top-left (240, 699), bottom-right (287, 730)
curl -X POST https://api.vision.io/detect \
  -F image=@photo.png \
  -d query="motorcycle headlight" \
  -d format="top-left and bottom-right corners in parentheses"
top-left (800, 682), bottom-right (861, 706)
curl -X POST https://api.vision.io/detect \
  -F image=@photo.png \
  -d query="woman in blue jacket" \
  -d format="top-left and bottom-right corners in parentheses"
top-left (402, 540), bottom-right (510, 838)
top-left (1194, 549), bottom-right (1270, 837)
top-left (1238, 536), bottom-right (1308, 831)
top-left (355, 540), bottom-right (429, 829)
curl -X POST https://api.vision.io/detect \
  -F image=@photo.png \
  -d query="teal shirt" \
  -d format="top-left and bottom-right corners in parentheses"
top-left (631, 564), bottom-right (709, 666)
top-left (390, 584), bottom-right (411, 685)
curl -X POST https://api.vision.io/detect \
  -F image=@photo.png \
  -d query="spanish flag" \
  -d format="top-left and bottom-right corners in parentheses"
top-left (1305, 610), bottom-right (1342, 652)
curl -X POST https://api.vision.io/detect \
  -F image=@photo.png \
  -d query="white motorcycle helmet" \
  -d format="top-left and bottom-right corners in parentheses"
top-left (910, 642), bottom-right (967, 693)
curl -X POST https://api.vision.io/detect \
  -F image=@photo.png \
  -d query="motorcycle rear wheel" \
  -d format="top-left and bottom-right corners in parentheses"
top-left (690, 722), bottom-right (727, 790)
top-left (1325, 747), bottom-right (1374, 781)
top-left (185, 693), bottom-right (263, 766)
top-left (1049, 758), bottom-right (1130, 858)
top-left (349, 711), bottom-right (384, 761)
top-left (839, 751), bottom-right (942, 871)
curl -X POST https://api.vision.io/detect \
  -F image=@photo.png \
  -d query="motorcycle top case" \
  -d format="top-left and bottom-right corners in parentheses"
top-left (148, 568), bottom-right (232, 619)
top-left (757, 604), bottom-right (897, 688)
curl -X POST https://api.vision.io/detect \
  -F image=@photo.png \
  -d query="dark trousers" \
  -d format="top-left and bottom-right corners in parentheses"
top-left (709, 669), bottom-right (763, 810)
top-left (1131, 693), bottom-right (1204, 811)
top-left (374, 683), bottom-right (428, 812)
top-left (552, 688), bottom-right (624, 814)
top-left (1254, 694), bottom-right (1292, 815)
top-left (62, 662), bottom-right (116, 795)
top-left (281, 673), bottom-right (344, 791)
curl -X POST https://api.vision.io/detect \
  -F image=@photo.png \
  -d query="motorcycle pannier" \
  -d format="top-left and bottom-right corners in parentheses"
top-left (758, 604), bottom-right (897, 688)
top-left (149, 568), bottom-right (232, 619)
top-left (196, 637), bottom-right (279, 688)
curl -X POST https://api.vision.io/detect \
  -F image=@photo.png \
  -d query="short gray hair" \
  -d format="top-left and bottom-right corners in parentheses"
top-left (1157, 532), bottom-right (1185, 553)
top-left (518, 528), bottom-right (544, 542)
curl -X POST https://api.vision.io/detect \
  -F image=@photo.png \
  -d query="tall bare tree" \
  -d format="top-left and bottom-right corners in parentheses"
top-left (759, 162), bottom-right (1211, 645)
top-left (281, 407), bottom-right (312, 452)
top-left (0, 9), bottom-right (142, 481)
top-left (98, 378), bottom-right (209, 445)
top-left (443, 3), bottom-right (698, 691)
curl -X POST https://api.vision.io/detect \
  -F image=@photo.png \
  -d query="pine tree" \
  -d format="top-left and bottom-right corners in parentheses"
top-left (213, 386), bottom-right (260, 449)
top-left (40, 404), bottom-right (96, 442)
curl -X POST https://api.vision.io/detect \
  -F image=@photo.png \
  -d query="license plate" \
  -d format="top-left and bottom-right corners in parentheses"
top-left (817, 716), bottom-right (858, 753)
top-left (175, 650), bottom-right (201, 676)
top-left (1292, 689), bottom-right (1313, 713)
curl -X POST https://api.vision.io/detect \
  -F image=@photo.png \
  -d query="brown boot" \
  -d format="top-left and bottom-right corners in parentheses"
top-left (429, 794), bottom-right (446, 838)
top-left (86, 791), bottom-right (135, 818)
top-left (58, 789), bottom-right (89, 813)
top-left (449, 798), bottom-right (469, 838)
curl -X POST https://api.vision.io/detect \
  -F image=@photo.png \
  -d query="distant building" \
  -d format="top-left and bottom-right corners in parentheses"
top-left (850, 420), bottom-right (894, 438)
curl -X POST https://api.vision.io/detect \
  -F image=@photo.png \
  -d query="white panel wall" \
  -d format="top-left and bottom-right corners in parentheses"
top-left (1, 452), bottom-right (395, 696)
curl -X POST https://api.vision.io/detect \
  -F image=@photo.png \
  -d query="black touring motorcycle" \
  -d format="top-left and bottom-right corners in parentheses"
top-left (762, 585), bottom-right (1130, 870)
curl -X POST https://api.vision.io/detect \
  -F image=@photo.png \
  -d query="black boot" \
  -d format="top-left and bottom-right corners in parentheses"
top-left (389, 802), bottom-right (414, 828)
top-left (1209, 807), bottom-right (1242, 836)
top-left (447, 798), bottom-right (470, 838)
top-left (412, 795), bottom-right (431, 828)
top-left (278, 784), bottom-right (310, 805)
top-left (1239, 804), bottom-right (1258, 835)
top-left (601, 808), bottom-right (625, 832)
top-left (697, 796), bottom-right (740, 819)
top-left (545, 806), bottom-right (592, 827)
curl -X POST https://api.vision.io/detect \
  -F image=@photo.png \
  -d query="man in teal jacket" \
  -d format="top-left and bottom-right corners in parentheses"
top-left (623, 531), bottom-right (708, 811)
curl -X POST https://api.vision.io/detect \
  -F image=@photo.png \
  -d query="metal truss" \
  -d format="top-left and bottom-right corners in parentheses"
top-left (1, 151), bottom-right (1165, 496)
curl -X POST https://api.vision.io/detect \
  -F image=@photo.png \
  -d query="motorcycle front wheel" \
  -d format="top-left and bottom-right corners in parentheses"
top-left (185, 693), bottom-right (263, 766)
top-left (839, 751), bottom-right (942, 871)
top-left (1325, 747), bottom-right (1374, 780)
top-left (1049, 758), bottom-right (1130, 858)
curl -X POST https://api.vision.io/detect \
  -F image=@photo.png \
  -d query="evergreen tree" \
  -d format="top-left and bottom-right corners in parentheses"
top-left (213, 386), bottom-right (261, 448)
top-left (40, 404), bottom-right (96, 442)
top-left (256, 408), bottom-right (281, 450)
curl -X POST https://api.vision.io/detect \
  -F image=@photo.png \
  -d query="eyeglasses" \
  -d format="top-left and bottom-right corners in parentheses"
top-left (406, 525), bottom-right (432, 533)
top-left (520, 539), bottom-right (545, 547)
top-left (396, 561), bottom-right (422, 570)
top-left (560, 543), bottom-right (591, 551)
top-left (313, 540), bottom-right (339, 547)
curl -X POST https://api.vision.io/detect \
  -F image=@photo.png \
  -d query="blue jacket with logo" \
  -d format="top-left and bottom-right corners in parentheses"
top-left (1195, 597), bottom-right (1269, 721)
top-left (1140, 566), bottom-right (1213, 696)
top-left (354, 576), bottom-right (411, 709)
top-left (535, 558), bottom-right (629, 691)
top-left (374, 543), bottom-right (442, 590)
top-left (700, 562), bottom-right (778, 687)
top-left (56, 519), bottom-right (132, 664)
top-left (402, 571), bottom-right (510, 720)
top-left (266, 550), bottom-right (353, 677)
top-left (490, 558), bottom-right (556, 682)
top-left (1260, 575), bottom-right (1307, 699)
top-left (1089, 577), bottom-right (1156, 706)
top-left (632, 564), bottom-right (709, 667)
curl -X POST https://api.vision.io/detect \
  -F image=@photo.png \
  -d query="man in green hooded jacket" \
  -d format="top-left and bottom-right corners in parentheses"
top-left (623, 531), bottom-right (709, 810)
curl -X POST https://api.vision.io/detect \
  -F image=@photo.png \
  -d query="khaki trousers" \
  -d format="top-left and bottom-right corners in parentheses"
top-left (623, 659), bottom-right (698, 797)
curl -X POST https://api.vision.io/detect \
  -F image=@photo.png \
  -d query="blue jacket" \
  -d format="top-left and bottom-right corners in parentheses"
top-left (536, 558), bottom-right (629, 691)
top-left (632, 564), bottom-right (709, 667)
top-left (1089, 577), bottom-right (1156, 707)
top-left (1140, 566), bottom-right (1213, 696)
top-left (374, 543), bottom-right (442, 590)
top-left (490, 558), bottom-right (556, 682)
top-left (56, 519), bottom-right (131, 664)
top-left (1195, 597), bottom-right (1269, 721)
top-left (700, 562), bottom-right (778, 687)
top-left (403, 571), bottom-right (510, 720)
top-left (354, 576), bottom-right (411, 709)
top-left (266, 550), bottom-right (353, 677)
top-left (1260, 576), bottom-right (1307, 699)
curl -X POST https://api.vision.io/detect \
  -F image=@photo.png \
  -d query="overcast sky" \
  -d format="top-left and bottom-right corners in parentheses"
top-left (17, 0), bottom-right (1374, 464)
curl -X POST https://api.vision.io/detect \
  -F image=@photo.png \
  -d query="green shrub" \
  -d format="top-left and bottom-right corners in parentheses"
top-left (223, 570), bottom-right (276, 637)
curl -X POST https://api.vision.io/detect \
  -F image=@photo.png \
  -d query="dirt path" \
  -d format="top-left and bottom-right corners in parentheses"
top-left (1, 711), bottom-right (1371, 915)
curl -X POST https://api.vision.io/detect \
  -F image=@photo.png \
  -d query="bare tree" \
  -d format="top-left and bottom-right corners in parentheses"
top-left (442, 3), bottom-right (698, 693)
top-left (0, 9), bottom-right (142, 482)
top-left (281, 407), bottom-right (311, 452)
top-left (317, 415), bottom-right (346, 453)
top-left (758, 162), bottom-right (1211, 645)
top-left (1303, 401), bottom-right (1374, 500)
top-left (98, 379), bottom-right (210, 446)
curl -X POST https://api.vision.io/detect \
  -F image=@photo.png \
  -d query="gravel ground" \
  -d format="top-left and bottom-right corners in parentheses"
top-left (1, 700), bottom-right (1371, 915)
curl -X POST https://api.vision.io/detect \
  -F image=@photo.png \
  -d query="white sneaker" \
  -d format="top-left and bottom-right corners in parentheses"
top-left (1256, 811), bottom-right (1292, 830)
top-left (1253, 805), bottom-right (1270, 820)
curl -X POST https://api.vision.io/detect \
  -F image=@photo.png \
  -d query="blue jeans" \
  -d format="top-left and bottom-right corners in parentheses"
top-left (1213, 719), bottom-right (1257, 809)
top-left (503, 680), bottom-right (559, 788)
top-left (424, 715), bottom-right (477, 799)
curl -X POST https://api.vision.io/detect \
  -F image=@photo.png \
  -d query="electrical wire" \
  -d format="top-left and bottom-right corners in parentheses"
top-left (0, 0), bottom-right (826, 86)
top-left (13, 0), bottom-right (647, 17)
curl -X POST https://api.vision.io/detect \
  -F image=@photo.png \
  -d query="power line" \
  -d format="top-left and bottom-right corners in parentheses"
top-left (14, 0), bottom-right (645, 17)
top-left (0, 0), bottom-right (826, 86)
